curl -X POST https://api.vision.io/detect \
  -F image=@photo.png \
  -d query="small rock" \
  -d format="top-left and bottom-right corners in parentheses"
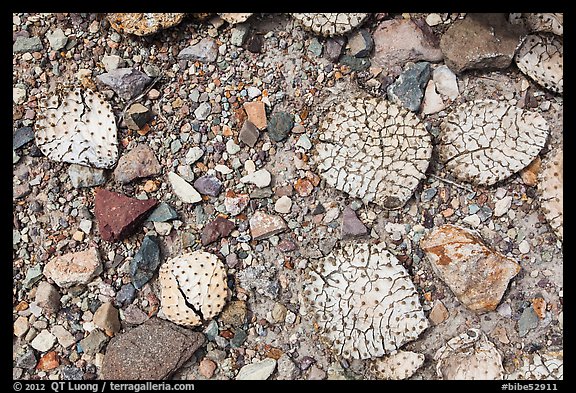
top-left (147, 202), bottom-right (178, 222)
top-left (432, 65), bottom-right (459, 100)
top-left (51, 325), bottom-right (76, 348)
top-left (520, 156), bottom-right (541, 187)
top-left (124, 103), bottom-right (152, 131)
top-left (115, 283), bottom-right (136, 307)
top-left (348, 29), bottom-right (374, 58)
top-left (463, 214), bottom-right (481, 228)
top-left (247, 86), bottom-right (262, 99)
top-left (15, 350), bottom-right (37, 369)
top-left (178, 37), bottom-right (218, 62)
top-left (130, 235), bottom-right (162, 289)
top-left (13, 126), bottom-right (35, 150)
top-left (61, 365), bottom-right (84, 380)
top-left (114, 144), bottom-right (161, 184)
top-left (308, 38), bottom-right (323, 56)
top-left (94, 188), bottom-right (158, 241)
top-left (194, 175), bottom-right (222, 197)
top-left (494, 196), bottom-right (513, 217)
top-left (35, 281), bottom-right (61, 315)
top-left (168, 172), bottom-right (202, 204)
top-left (14, 316), bottom-right (29, 337)
top-left (341, 206), bottom-right (368, 239)
top-left (426, 13), bottom-right (443, 26)
top-left (278, 239), bottom-right (297, 252)
top-left (199, 358), bottom-right (217, 379)
top-left (519, 240), bottom-right (531, 254)
top-left (201, 216), bottom-right (235, 246)
top-left (294, 178), bottom-right (314, 197)
top-left (68, 164), bottom-right (107, 188)
top-left (236, 358), bottom-right (277, 380)
top-left (308, 365), bottom-right (326, 380)
top-left (339, 55), bottom-right (371, 71)
top-left (387, 62), bottom-right (431, 112)
top-left (277, 354), bottom-right (300, 380)
top-left (22, 265), bottom-right (43, 289)
top-left (239, 120), bottom-right (260, 147)
top-left (102, 55), bottom-right (125, 72)
top-left (79, 329), bottom-right (108, 355)
top-left (429, 300), bottom-right (449, 325)
top-left (204, 320), bottom-right (219, 341)
top-left (185, 147), bottom-right (204, 165)
top-left (46, 28), bottom-right (68, 51)
top-left (240, 169), bottom-right (272, 188)
top-left (226, 139), bottom-right (241, 155)
top-left (231, 24), bottom-right (250, 47)
top-left (224, 190), bottom-right (250, 216)
top-left (295, 134), bottom-right (312, 150)
top-left (245, 34), bottom-right (264, 53)
top-left (243, 101), bottom-right (267, 130)
top-left (267, 112), bottom-right (294, 142)
top-left (421, 79), bottom-right (445, 115)
top-left (43, 248), bottom-right (102, 288)
top-left (231, 330), bottom-right (248, 347)
top-left (13, 36), bottom-right (43, 53)
top-left (93, 302), bottom-right (121, 335)
top-left (219, 300), bottom-right (248, 327)
top-left (36, 351), bottom-right (59, 371)
top-left (96, 68), bottom-right (152, 101)
top-left (194, 102), bottom-right (212, 121)
top-left (275, 196), bottom-right (292, 214)
top-left (250, 211), bottom-right (288, 240)
top-left (13, 87), bottom-right (26, 104)
top-left (31, 330), bottom-right (56, 352)
top-left (122, 304), bottom-right (148, 325)
top-left (421, 187), bottom-right (438, 202)
top-left (271, 303), bottom-right (288, 323)
top-left (324, 36), bottom-right (346, 63)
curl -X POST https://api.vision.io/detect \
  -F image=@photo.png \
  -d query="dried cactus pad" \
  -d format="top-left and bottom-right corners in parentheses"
top-left (316, 96), bottom-right (432, 209)
top-left (302, 242), bottom-right (428, 360)
top-left (439, 99), bottom-right (549, 186)
top-left (368, 350), bottom-right (425, 380)
top-left (509, 13), bottom-right (563, 36)
top-left (539, 148), bottom-right (562, 242)
top-left (434, 329), bottom-right (504, 380)
top-left (291, 13), bottom-right (368, 36)
top-left (515, 34), bottom-right (563, 94)
top-left (506, 352), bottom-right (563, 380)
top-left (107, 13), bottom-right (185, 36)
top-left (159, 251), bottom-right (228, 327)
top-left (35, 88), bottom-right (118, 169)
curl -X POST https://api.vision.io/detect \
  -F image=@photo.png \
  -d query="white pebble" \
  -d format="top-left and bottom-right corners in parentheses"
top-left (518, 240), bottom-right (530, 254)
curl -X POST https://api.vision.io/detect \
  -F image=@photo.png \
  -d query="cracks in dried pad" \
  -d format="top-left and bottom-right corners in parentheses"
top-left (291, 13), bottom-right (368, 36)
top-left (35, 88), bottom-right (118, 169)
top-left (506, 352), bottom-right (563, 380)
top-left (159, 251), bottom-right (228, 327)
top-left (302, 243), bottom-right (428, 360)
top-left (539, 147), bottom-right (562, 242)
top-left (509, 13), bottom-right (563, 36)
top-left (515, 34), bottom-right (563, 94)
top-left (439, 99), bottom-right (549, 186)
top-left (315, 96), bottom-right (432, 210)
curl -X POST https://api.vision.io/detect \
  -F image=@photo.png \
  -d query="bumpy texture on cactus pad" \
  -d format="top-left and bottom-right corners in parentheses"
top-left (291, 13), bottom-right (368, 36)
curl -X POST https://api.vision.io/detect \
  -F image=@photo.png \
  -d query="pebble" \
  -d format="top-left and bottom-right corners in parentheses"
top-left (421, 80), bottom-right (445, 115)
top-left (421, 187), bottom-right (438, 202)
top-left (177, 37), bottom-right (218, 62)
top-left (50, 325), bottom-right (75, 349)
top-left (13, 87), bottom-right (26, 104)
top-left (294, 178), bottom-right (314, 197)
top-left (308, 365), bottom-right (327, 380)
top-left (277, 354), bottom-right (301, 380)
top-left (122, 304), bottom-right (148, 325)
top-left (79, 329), bottom-right (109, 355)
top-left (231, 24), bottom-right (250, 46)
top-left (194, 102), bottom-right (212, 120)
top-left (324, 36), bottom-right (346, 62)
top-left (35, 281), bottom-right (61, 315)
top-left (43, 248), bottom-right (102, 288)
top-left (22, 265), bottom-right (43, 289)
top-left (463, 214), bottom-right (481, 228)
top-left (341, 206), bottom-right (368, 239)
top-left (146, 202), bottom-right (178, 222)
top-left (518, 306), bottom-right (539, 337)
top-left (426, 13), bottom-right (443, 26)
top-left (308, 38), bottom-right (323, 56)
top-left (243, 101), bottom-right (267, 130)
top-left (130, 235), bottom-right (161, 289)
top-left (494, 196), bottom-right (512, 217)
top-left (68, 164), bottom-right (107, 188)
top-left (231, 330), bottom-right (248, 347)
top-left (236, 358), bottom-right (277, 380)
top-left (272, 303), bottom-right (288, 323)
top-left (168, 172), bottom-right (202, 203)
top-left (339, 55), bottom-right (371, 71)
top-left (194, 175), bottom-right (223, 197)
top-left (275, 196), bottom-right (292, 214)
top-left (14, 316), bottom-right (29, 337)
top-left (15, 350), bottom-right (37, 369)
top-left (96, 68), bottom-right (152, 101)
top-left (295, 134), bottom-right (312, 150)
top-left (185, 147), bottom-right (204, 165)
top-left (46, 28), bottom-right (68, 51)
top-left (201, 216), bottom-right (235, 246)
top-left (13, 126), bottom-right (34, 150)
top-left (61, 365), bottom-right (84, 380)
top-left (115, 283), bottom-right (136, 307)
top-left (348, 29), bottom-right (374, 58)
top-left (102, 55), bottom-right (125, 72)
top-left (93, 302), bottom-right (121, 335)
top-left (247, 86), bottom-right (262, 99)
top-left (239, 120), bottom-right (260, 147)
top-left (240, 169), bottom-right (272, 188)
top-left (13, 36), bottom-right (43, 53)
top-left (31, 330), bottom-right (57, 352)
top-left (387, 62), bottom-right (431, 112)
top-left (432, 65), bottom-right (459, 100)
top-left (245, 34), bottom-right (264, 53)
top-left (199, 358), bottom-right (217, 378)
top-left (249, 211), bottom-right (288, 240)
top-left (216, 164), bottom-right (233, 175)
top-left (113, 144), bottom-right (161, 184)
top-left (519, 240), bottom-right (531, 254)
top-left (124, 103), bottom-right (152, 131)
top-left (429, 300), bottom-right (449, 325)
top-left (224, 190), bottom-right (250, 216)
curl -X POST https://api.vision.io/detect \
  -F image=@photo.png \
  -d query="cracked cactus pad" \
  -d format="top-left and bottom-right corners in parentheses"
top-left (515, 33), bottom-right (563, 94)
top-left (35, 88), bottom-right (118, 169)
top-left (316, 96), bottom-right (432, 209)
top-left (159, 251), bottom-right (228, 327)
top-left (302, 243), bottom-right (428, 360)
top-left (539, 148), bottom-right (562, 241)
top-left (439, 99), bottom-right (549, 186)
top-left (291, 13), bottom-right (368, 36)
top-left (509, 13), bottom-right (563, 36)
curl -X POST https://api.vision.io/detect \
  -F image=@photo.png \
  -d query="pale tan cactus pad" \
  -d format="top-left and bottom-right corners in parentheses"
top-left (515, 34), bottom-right (563, 94)
top-left (509, 13), bottom-right (563, 36)
top-left (539, 148), bottom-right (563, 242)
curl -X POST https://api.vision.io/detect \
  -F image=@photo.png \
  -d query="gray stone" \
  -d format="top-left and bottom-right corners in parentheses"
top-left (170, 139), bottom-right (182, 154)
top-left (130, 235), bottom-right (161, 289)
top-left (122, 304), bottom-right (149, 325)
top-left (230, 330), bottom-right (248, 347)
top-left (325, 36), bottom-right (346, 62)
top-left (35, 281), bottom-right (60, 315)
top-left (31, 330), bottom-right (56, 352)
top-left (13, 86), bottom-right (26, 105)
top-left (204, 320), bottom-right (219, 341)
top-left (101, 317), bottom-right (206, 380)
top-left (97, 68), bottom-right (152, 101)
top-left (178, 37), bottom-right (218, 62)
top-left (341, 206), bottom-right (368, 239)
top-left (194, 102), bottom-right (212, 120)
top-left (168, 171), bottom-right (202, 203)
top-left (308, 38), bottom-right (323, 56)
top-left (15, 350), bottom-right (37, 369)
top-left (13, 126), bottom-right (34, 150)
top-left (115, 283), bottom-right (136, 307)
top-left (236, 358), bottom-right (277, 380)
top-left (348, 29), bottom-right (374, 58)
top-left (114, 143), bottom-right (161, 184)
top-left (68, 164), bottom-right (107, 188)
top-left (194, 175), bottom-right (222, 197)
top-left (13, 36), bottom-right (43, 53)
top-left (79, 329), bottom-right (108, 355)
top-left (339, 55), bottom-right (371, 71)
top-left (239, 120), bottom-right (260, 147)
top-left (267, 112), bottom-right (294, 142)
top-left (102, 55), bottom-right (125, 72)
top-left (22, 265), bottom-right (43, 289)
top-left (387, 62), bottom-right (431, 112)
top-left (46, 28), bottom-right (68, 51)
top-left (124, 103), bottom-right (152, 131)
top-left (51, 325), bottom-right (76, 348)
top-left (61, 365), bottom-right (84, 380)
top-left (185, 147), bottom-right (204, 165)
top-left (146, 202), bottom-right (178, 222)
top-left (518, 306), bottom-right (539, 337)
top-left (421, 187), bottom-right (437, 202)
top-left (440, 13), bottom-right (525, 74)
top-left (231, 24), bottom-right (250, 46)
top-left (277, 354), bottom-right (301, 380)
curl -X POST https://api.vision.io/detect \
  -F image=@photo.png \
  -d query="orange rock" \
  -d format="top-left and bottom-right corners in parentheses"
top-left (15, 301), bottom-right (28, 312)
top-left (265, 347), bottom-right (284, 360)
top-left (305, 171), bottom-right (321, 187)
top-left (143, 180), bottom-right (159, 193)
top-left (520, 156), bottom-right (541, 187)
top-left (294, 178), bottom-right (314, 197)
top-left (532, 297), bottom-right (546, 319)
top-left (199, 358), bottom-right (217, 379)
top-left (243, 101), bottom-right (267, 130)
top-left (37, 351), bottom-right (59, 371)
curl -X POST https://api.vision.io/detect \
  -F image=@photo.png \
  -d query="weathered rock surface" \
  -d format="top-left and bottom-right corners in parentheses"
top-left (201, 216), bottom-right (235, 246)
top-left (130, 235), bottom-right (162, 289)
top-left (236, 358), bottom-right (277, 380)
top-left (97, 68), bottom-right (152, 101)
top-left (43, 248), bottom-right (102, 288)
top-left (249, 211), bottom-right (288, 240)
top-left (107, 13), bottom-right (185, 36)
top-left (114, 144), bottom-right (161, 184)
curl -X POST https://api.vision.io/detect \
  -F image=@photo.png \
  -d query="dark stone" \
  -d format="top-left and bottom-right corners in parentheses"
top-left (201, 216), bottom-right (235, 246)
top-left (267, 112), bottom-right (294, 143)
top-left (101, 317), bottom-right (206, 380)
top-left (113, 144), bottom-right (162, 184)
top-left (115, 283), bottom-right (137, 307)
top-left (94, 188), bottom-right (158, 242)
top-left (61, 365), bottom-right (84, 380)
top-left (130, 235), bottom-right (161, 290)
top-left (230, 329), bottom-right (248, 347)
top-left (245, 34), bottom-right (263, 53)
top-left (146, 202), bottom-right (178, 222)
top-left (194, 175), bottom-right (223, 197)
top-left (13, 36), bottom-right (43, 53)
top-left (325, 36), bottom-right (346, 63)
top-left (312, 203), bottom-right (326, 215)
top-left (13, 127), bottom-right (35, 150)
top-left (96, 68), bottom-right (152, 101)
top-left (387, 62), bottom-right (431, 112)
top-left (518, 306), bottom-right (539, 337)
top-left (339, 55), bottom-right (371, 71)
top-left (124, 103), bottom-right (152, 131)
top-left (239, 120), bottom-right (260, 147)
top-left (298, 356), bottom-right (316, 371)
top-left (15, 350), bottom-right (37, 369)
top-left (348, 29), bottom-right (374, 58)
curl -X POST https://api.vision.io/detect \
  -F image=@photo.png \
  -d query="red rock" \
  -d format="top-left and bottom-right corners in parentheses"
top-left (94, 188), bottom-right (158, 242)
top-left (201, 216), bottom-right (235, 246)
top-left (199, 358), bottom-right (217, 379)
top-left (37, 351), bottom-right (59, 371)
top-left (294, 178), bottom-right (314, 197)
top-left (278, 239), bottom-right (297, 252)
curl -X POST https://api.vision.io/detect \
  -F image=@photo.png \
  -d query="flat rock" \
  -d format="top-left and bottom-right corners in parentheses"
top-left (114, 144), bottom-right (161, 184)
top-left (239, 120), bottom-right (260, 147)
top-left (102, 55), bottom-right (125, 72)
top-left (14, 316), bottom-right (29, 337)
top-left (107, 13), bottom-right (185, 36)
top-left (429, 300), bottom-right (450, 325)
top-left (348, 28), bottom-right (373, 58)
top-left (124, 103), bottom-right (152, 131)
top-left (372, 18), bottom-right (443, 75)
top-left (93, 302), bottom-right (121, 335)
top-left (146, 202), bottom-right (178, 222)
top-left (43, 247), bottom-right (102, 288)
top-left (432, 65), bottom-right (459, 100)
top-left (35, 281), bottom-right (60, 315)
top-left (240, 169), bottom-right (271, 188)
top-left (340, 206), bottom-right (367, 239)
top-left (224, 190), bottom-right (250, 216)
top-left (51, 325), bottom-right (76, 348)
top-left (387, 62), bottom-right (431, 112)
top-left (421, 79), bottom-right (445, 115)
top-left (194, 175), bottom-right (222, 197)
top-left (518, 306), bottom-right (539, 337)
top-left (130, 235), bottom-right (162, 289)
top-left (440, 13), bottom-right (525, 74)
top-left (243, 101), bottom-right (267, 130)
top-left (275, 195), bottom-right (292, 214)
top-left (13, 36), bottom-right (43, 53)
top-left (219, 300), bottom-right (248, 327)
top-left (13, 126), bottom-right (34, 150)
top-left (97, 68), bottom-right (152, 101)
top-left (68, 164), bottom-right (107, 188)
top-left (46, 28), bottom-right (67, 51)
top-left (249, 211), bottom-right (288, 240)
top-left (79, 329), bottom-right (108, 355)
top-left (267, 112), bottom-right (294, 142)
top-left (36, 351), bottom-right (59, 371)
top-left (168, 172), bottom-right (202, 203)
top-left (94, 188), bottom-right (158, 241)
top-left (201, 216), bottom-right (235, 246)
top-left (236, 358), bottom-right (277, 380)
top-left (324, 36), bottom-right (346, 62)
top-left (31, 330), bottom-right (57, 352)
top-left (15, 350), bottom-right (37, 369)
top-left (420, 224), bottom-right (520, 313)
top-left (185, 147), bottom-right (204, 165)
top-left (178, 37), bottom-right (218, 63)
top-left (194, 102), bottom-right (212, 120)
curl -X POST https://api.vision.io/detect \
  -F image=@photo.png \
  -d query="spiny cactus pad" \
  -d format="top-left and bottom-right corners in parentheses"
top-left (509, 13), bottom-right (563, 36)
top-left (302, 243), bottom-right (428, 360)
top-left (291, 13), bottom-right (368, 36)
top-left (439, 99), bottom-right (549, 186)
top-left (515, 33), bottom-right (563, 94)
top-left (35, 88), bottom-right (118, 169)
top-left (159, 251), bottom-right (228, 327)
top-left (539, 148), bottom-right (563, 242)
top-left (506, 352), bottom-right (563, 380)
top-left (368, 350), bottom-right (425, 380)
top-left (316, 96), bottom-right (432, 209)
